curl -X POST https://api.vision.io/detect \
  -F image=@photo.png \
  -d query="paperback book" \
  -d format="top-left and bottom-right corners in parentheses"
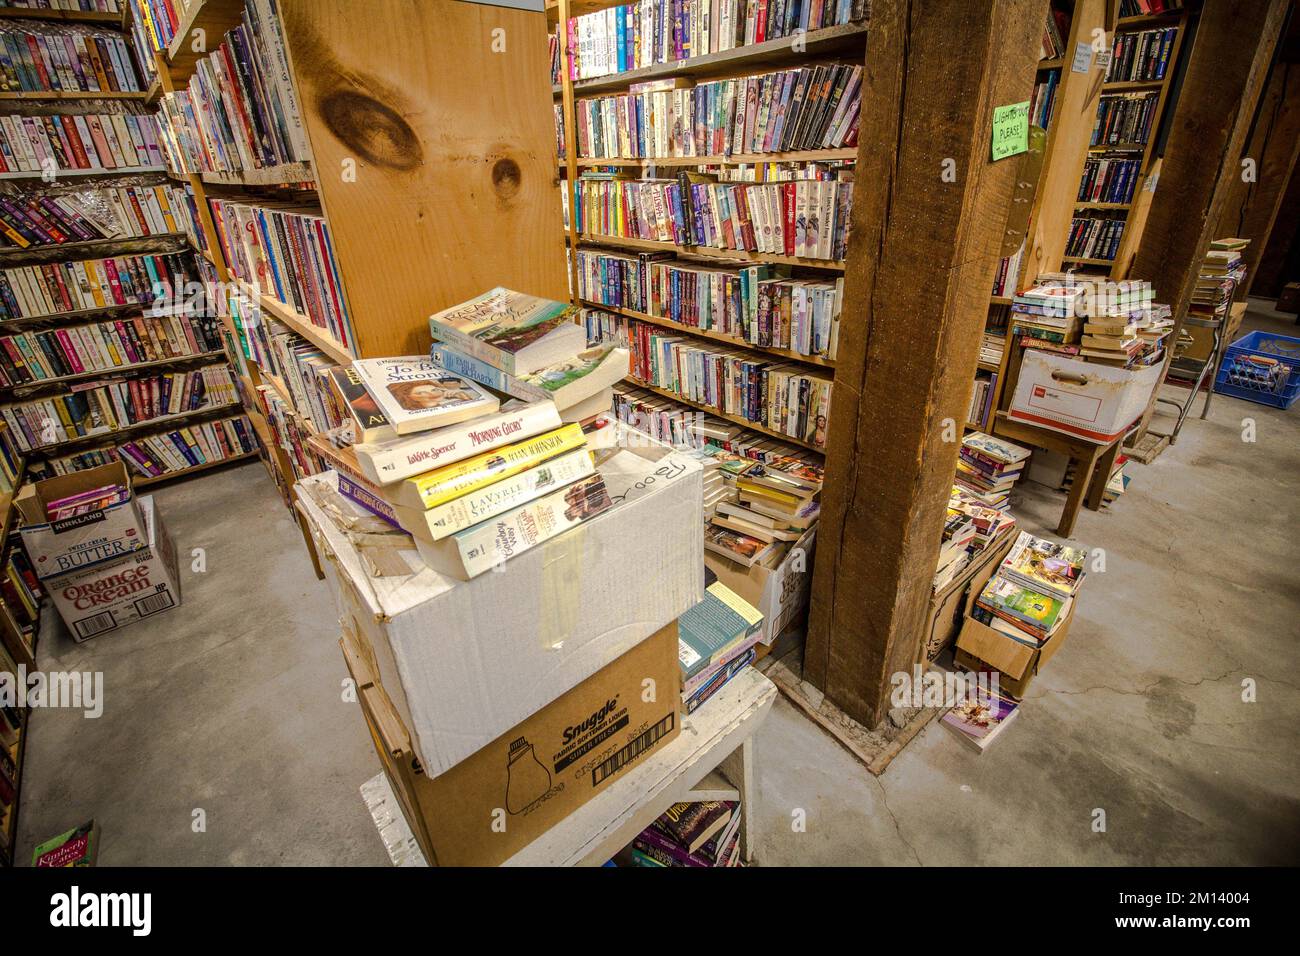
top-left (351, 357), bottom-right (499, 436)
top-left (941, 690), bottom-right (1021, 753)
top-left (328, 366), bottom-right (397, 443)
top-left (1001, 531), bottom-right (1088, 599)
top-left (427, 288), bottom-right (587, 376)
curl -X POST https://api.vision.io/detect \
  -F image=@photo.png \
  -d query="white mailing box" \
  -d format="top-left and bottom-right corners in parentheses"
top-left (298, 426), bottom-right (704, 777)
top-left (1009, 349), bottom-right (1161, 443)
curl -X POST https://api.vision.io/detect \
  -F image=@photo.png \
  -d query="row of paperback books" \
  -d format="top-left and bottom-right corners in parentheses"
top-left (1028, 69), bottom-right (1058, 131)
top-left (966, 371), bottom-right (996, 430)
top-left (0, 20), bottom-right (142, 94)
top-left (564, 0), bottom-right (865, 82)
top-left (991, 240), bottom-right (1023, 298)
top-left (1065, 214), bottom-right (1124, 262)
top-left (1076, 155), bottom-right (1142, 205)
top-left (576, 248), bottom-right (843, 359)
top-left (153, 0), bottom-right (311, 174)
top-left (0, 181), bottom-right (194, 249)
top-left (27, 412), bottom-right (257, 479)
top-left (614, 310), bottom-right (831, 447)
top-left (209, 198), bottom-right (355, 354)
top-left (0, 249), bottom-right (197, 318)
top-left (575, 171), bottom-right (854, 261)
top-left (572, 63), bottom-right (862, 160)
top-left (123, 0), bottom-right (185, 54)
top-left (0, 109), bottom-right (164, 175)
top-left (1090, 91), bottom-right (1158, 147)
top-left (0, 309), bottom-right (221, 385)
top-left (1118, 0), bottom-right (1182, 14)
top-left (1104, 26), bottom-right (1177, 83)
top-left (1, 364), bottom-right (234, 451)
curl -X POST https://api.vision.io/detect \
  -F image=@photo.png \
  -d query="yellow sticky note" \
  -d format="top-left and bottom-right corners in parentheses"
top-left (992, 101), bottom-right (1030, 161)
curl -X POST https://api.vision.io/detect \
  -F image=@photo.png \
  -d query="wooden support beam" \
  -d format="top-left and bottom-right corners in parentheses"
top-left (1214, 12), bottom-right (1300, 299)
top-left (804, 0), bottom-right (1047, 728)
top-left (1129, 0), bottom-right (1290, 444)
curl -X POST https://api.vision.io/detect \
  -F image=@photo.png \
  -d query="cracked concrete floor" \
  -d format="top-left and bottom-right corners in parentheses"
top-left (15, 302), bottom-right (1300, 866)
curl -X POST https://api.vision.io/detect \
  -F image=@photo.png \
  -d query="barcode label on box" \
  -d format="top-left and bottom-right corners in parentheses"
top-left (74, 611), bottom-right (116, 639)
top-left (134, 589), bottom-right (176, 617)
top-left (591, 713), bottom-right (675, 786)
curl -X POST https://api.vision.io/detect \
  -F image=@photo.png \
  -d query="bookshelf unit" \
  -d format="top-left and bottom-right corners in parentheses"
top-left (551, 0), bottom-right (869, 457)
top-left (0, 8), bottom-right (252, 491)
top-left (0, 419), bottom-right (33, 868)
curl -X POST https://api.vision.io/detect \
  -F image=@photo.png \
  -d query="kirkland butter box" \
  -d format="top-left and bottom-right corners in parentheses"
top-left (16, 462), bottom-right (147, 580)
top-left (345, 620), bottom-right (682, 867)
top-left (45, 495), bottom-right (181, 642)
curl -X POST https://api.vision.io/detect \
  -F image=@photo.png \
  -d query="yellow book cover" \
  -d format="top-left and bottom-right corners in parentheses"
top-left (735, 479), bottom-right (799, 507)
top-left (400, 423), bottom-right (586, 510)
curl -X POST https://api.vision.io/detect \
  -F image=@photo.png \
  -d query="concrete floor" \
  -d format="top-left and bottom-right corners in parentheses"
top-left (16, 303), bottom-right (1300, 866)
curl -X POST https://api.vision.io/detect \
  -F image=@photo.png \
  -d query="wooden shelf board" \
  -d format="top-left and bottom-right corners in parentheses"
top-left (1116, 11), bottom-right (1184, 29)
top-left (581, 299), bottom-right (836, 369)
top-left (0, 165), bottom-right (168, 181)
top-left (1061, 255), bottom-right (1117, 267)
top-left (0, 90), bottom-right (149, 100)
top-left (2, 351), bottom-right (227, 394)
top-left (134, 449), bottom-right (257, 487)
top-left (1073, 201), bottom-right (1133, 210)
top-left (990, 295), bottom-right (1014, 305)
top-left (200, 162), bottom-right (315, 187)
top-left (1088, 142), bottom-right (1148, 152)
top-left (575, 148), bottom-right (858, 168)
top-left (1039, 56), bottom-right (1065, 70)
top-left (0, 232), bottom-right (186, 262)
top-left (576, 232), bottom-right (845, 271)
top-left (1102, 79), bottom-right (1166, 92)
top-left (565, 22), bottom-right (868, 96)
top-left (625, 378), bottom-right (826, 454)
top-left (233, 280), bottom-right (353, 363)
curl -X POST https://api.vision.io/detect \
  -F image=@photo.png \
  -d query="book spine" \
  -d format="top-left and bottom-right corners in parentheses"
top-left (420, 447), bottom-right (596, 540)
top-left (453, 474), bottom-right (611, 578)
top-left (428, 343), bottom-right (546, 402)
top-left (355, 401), bottom-right (563, 483)
top-left (407, 423), bottom-right (588, 509)
top-left (336, 474), bottom-right (401, 528)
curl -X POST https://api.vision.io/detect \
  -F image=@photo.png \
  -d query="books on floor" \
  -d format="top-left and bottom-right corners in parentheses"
top-left (971, 531), bottom-right (1088, 646)
top-left (628, 800), bottom-right (743, 867)
top-left (954, 431), bottom-right (1031, 510)
top-left (32, 820), bottom-right (100, 867)
top-left (941, 688), bottom-right (1021, 753)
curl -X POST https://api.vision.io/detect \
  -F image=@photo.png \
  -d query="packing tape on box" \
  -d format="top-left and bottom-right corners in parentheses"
top-left (538, 526), bottom-right (584, 651)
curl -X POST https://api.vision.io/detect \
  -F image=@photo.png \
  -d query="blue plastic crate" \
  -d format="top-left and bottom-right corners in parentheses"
top-left (1214, 330), bottom-right (1300, 410)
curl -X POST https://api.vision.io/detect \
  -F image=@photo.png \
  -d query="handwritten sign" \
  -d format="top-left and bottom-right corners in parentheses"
top-left (991, 101), bottom-right (1030, 161)
top-left (1072, 41), bottom-right (1094, 74)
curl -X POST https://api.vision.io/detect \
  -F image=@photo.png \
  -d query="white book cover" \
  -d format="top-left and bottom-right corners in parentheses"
top-left (351, 356), bottom-right (499, 436)
top-left (353, 400), bottom-right (562, 485)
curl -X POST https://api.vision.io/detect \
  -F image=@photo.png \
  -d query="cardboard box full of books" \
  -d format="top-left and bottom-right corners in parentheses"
top-left (343, 618), bottom-right (681, 866)
top-left (16, 462), bottom-right (146, 580)
top-left (704, 525), bottom-right (816, 647)
top-left (1008, 350), bottom-right (1161, 443)
top-left (297, 423), bottom-right (704, 777)
top-left (43, 496), bottom-right (181, 642)
top-left (953, 598), bottom-right (1077, 698)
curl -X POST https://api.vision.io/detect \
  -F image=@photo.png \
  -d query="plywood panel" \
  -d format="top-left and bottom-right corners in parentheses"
top-left (278, 0), bottom-right (569, 358)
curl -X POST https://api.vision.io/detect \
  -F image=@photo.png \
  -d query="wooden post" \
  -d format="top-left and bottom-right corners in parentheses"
top-left (804, 0), bottom-right (1047, 727)
top-left (1214, 14), bottom-right (1300, 300)
top-left (1128, 0), bottom-right (1289, 448)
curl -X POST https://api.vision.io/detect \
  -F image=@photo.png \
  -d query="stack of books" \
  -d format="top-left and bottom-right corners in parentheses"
top-left (1009, 282), bottom-right (1084, 346)
top-left (628, 799), bottom-right (742, 867)
top-left (678, 581), bottom-right (764, 715)
top-left (955, 431), bottom-right (1031, 510)
top-left (979, 332), bottom-right (1005, 367)
top-left (706, 453), bottom-right (820, 568)
top-left (936, 484), bottom-right (1018, 592)
top-left (312, 291), bottom-right (627, 581)
top-left (1040, 5), bottom-right (1070, 59)
top-left (0, 109), bottom-right (164, 176)
top-left (1190, 238), bottom-right (1249, 322)
top-left (972, 531), bottom-right (1088, 647)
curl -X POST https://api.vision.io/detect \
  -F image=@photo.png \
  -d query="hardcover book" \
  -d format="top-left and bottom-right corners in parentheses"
top-left (352, 401), bottom-right (562, 485)
top-left (413, 473), bottom-right (614, 580)
top-left (351, 356), bottom-right (499, 436)
top-left (427, 288), bottom-right (587, 376)
top-left (388, 423), bottom-right (588, 511)
top-left (328, 365), bottom-right (397, 443)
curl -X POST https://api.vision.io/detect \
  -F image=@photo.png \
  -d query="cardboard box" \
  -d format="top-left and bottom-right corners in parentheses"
top-left (920, 531), bottom-right (1016, 664)
top-left (298, 423), bottom-right (704, 777)
top-left (704, 525), bottom-right (816, 646)
top-left (1008, 350), bottom-right (1161, 443)
top-left (344, 619), bottom-right (682, 867)
top-left (953, 595), bottom-right (1077, 698)
top-left (16, 462), bottom-right (146, 580)
top-left (44, 496), bottom-right (181, 642)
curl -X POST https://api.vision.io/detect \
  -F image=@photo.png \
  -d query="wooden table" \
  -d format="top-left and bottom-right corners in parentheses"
top-left (992, 412), bottom-right (1124, 539)
top-left (361, 668), bottom-right (778, 867)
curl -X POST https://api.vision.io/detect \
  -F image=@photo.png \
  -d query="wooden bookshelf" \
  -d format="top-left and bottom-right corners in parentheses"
top-left (575, 148), bottom-right (858, 168)
top-left (628, 378), bottom-right (827, 454)
top-left (0, 90), bottom-right (150, 100)
top-left (582, 299), bottom-right (836, 369)
top-left (0, 232), bottom-right (187, 262)
top-left (576, 232), bottom-right (847, 271)
top-left (200, 162), bottom-right (315, 187)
